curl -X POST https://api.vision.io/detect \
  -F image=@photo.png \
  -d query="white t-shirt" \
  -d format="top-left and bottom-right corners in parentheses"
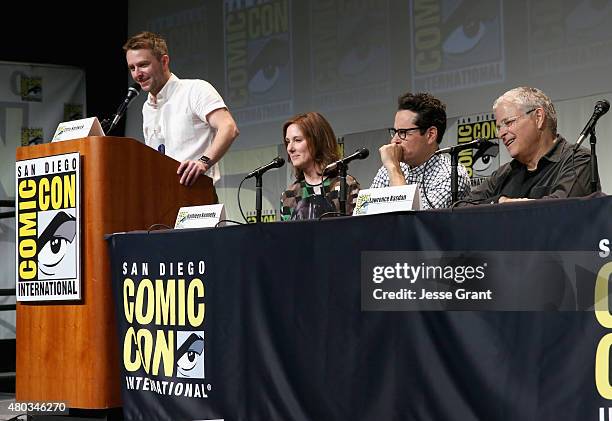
top-left (142, 74), bottom-right (227, 183)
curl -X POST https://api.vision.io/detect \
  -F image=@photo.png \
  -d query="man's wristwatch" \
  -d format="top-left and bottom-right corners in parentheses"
top-left (199, 155), bottom-right (211, 169)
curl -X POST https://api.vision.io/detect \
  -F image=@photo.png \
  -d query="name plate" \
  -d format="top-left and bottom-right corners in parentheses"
top-left (353, 184), bottom-right (420, 216)
top-left (175, 204), bottom-right (226, 229)
top-left (52, 116), bottom-right (105, 142)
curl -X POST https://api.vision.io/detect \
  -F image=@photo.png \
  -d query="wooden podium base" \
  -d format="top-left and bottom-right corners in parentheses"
top-left (15, 137), bottom-right (216, 410)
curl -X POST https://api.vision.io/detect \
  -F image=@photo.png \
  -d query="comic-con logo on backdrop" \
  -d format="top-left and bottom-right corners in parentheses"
top-left (15, 153), bottom-right (81, 301)
top-left (64, 103), bottom-right (84, 121)
top-left (121, 261), bottom-right (211, 398)
top-left (224, 0), bottom-right (293, 125)
top-left (456, 113), bottom-right (500, 180)
top-left (246, 209), bottom-right (277, 223)
top-left (20, 76), bottom-right (43, 102)
top-left (21, 128), bottom-right (44, 147)
top-left (410, 0), bottom-right (504, 92)
top-left (528, 1), bottom-right (612, 76)
top-left (310, 0), bottom-right (391, 111)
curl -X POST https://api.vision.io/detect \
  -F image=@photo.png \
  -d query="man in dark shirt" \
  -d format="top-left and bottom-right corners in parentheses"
top-left (467, 86), bottom-right (597, 204)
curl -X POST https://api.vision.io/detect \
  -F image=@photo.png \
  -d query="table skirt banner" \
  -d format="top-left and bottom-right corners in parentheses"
top-left (107, 195), bottom-right (612, 420)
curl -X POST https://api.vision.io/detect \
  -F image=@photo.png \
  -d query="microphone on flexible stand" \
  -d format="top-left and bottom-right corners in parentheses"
top-left (574, 99), bottom-right (609, 193)
top-left (104, 83), bottom-right (142, 134)
top-left (434, 138), bottom-right (496, 203)
top-left (244, 157), bottom-right (285, 223)
top-left (434, 138), bottom-right (492, 155)
top-left (323, 147), bottom-right (369, 215)
top-left (323, 148), bottom-right (369, 175)
top-left (575, 100), bottom-right (610, 149)
top-left (244, 157), bottom-right (285, 179)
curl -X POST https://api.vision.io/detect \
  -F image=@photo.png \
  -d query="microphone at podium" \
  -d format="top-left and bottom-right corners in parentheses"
top-left (104, 83), bottom-right (142, 134)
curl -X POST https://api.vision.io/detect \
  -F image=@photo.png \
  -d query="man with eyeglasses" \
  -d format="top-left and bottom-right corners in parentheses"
top-left (370, 92), bottom-right (470, 209)
top-left (466, 86), bottom-right (596, 204)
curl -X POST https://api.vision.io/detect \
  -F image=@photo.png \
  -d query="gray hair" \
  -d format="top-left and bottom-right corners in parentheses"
top-left (493, 87), bottom-right (557, 135)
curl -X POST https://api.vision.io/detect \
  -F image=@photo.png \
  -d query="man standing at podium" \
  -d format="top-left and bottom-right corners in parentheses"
top-left (124, 31), bottom-right (239, 186)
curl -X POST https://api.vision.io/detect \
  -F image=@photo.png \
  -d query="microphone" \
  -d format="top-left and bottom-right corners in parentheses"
top-left (245, 157), bottom-right (285, 179)
top-left (323, 148), bottom-right (369, 174)
top-left (107, 83), bottom-right (142, 133)
top-left (434, 138), bottom-right (491, 155)
top-left (575, 100), bottom-right (610, 148)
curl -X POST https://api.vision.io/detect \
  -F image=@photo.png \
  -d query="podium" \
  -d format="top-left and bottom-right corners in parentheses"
top-left (15, 136), bottom-right (216, 409)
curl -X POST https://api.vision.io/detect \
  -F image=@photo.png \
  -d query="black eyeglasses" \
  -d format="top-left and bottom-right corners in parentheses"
top-left (388, 127), bottom-right (421, 140)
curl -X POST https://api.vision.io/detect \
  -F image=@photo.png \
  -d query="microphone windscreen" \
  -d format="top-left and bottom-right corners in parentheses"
top-left (596, 100), bottom-right (610, 114)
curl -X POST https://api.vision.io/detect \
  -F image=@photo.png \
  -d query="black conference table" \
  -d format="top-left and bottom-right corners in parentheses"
top-left (107, 195), bottom-right (612, 421)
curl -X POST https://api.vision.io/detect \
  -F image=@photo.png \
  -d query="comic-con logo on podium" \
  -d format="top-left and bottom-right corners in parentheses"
top-left (15, 153), bottom-right (81, 301)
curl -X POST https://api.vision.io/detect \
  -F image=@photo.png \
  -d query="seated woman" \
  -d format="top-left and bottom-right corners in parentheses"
top-left (280, 112), bottom-right (360, 220)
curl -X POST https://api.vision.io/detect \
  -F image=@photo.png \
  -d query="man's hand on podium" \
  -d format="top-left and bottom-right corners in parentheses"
top-left (177, 159), bottom-right (209, 186)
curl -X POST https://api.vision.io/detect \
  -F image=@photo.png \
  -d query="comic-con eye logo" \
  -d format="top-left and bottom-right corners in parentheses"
top-left (55, 125), bottom-right (66, 138)
top-left (354, 194), bottom-right (371, 215)
top-left (176, 331), bottom-right (205, 378)
top-left (64, 103), bottom-right (84, 121)
top-left (247, 37), bottom-right (289, 96)
top-left (177, 211), bottom-right (189, 224)
top-left (21, 128), bottom-right (44, 147)
top-left (38, 210), bottom-right (77, 279)
top-left (20, 76), bottom-right (42, 102)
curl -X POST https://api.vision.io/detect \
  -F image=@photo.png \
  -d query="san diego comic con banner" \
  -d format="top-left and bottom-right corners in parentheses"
top-left (224, 0), bottom-right (293, 126)
top-left (15, 153), bottom-right (81, 301)
top-left (527, 0), bottom-right (612, 77)
top-left (108, 233), bottom-right (215, 421)
top-left (310, 0), bottom-right (391, 111)
top-left (410, 0), bottom-right (505, 93)
top-left (108, 196), bottom-right (612, 420)
top-left (455, 112), bottom-right (500, 181)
